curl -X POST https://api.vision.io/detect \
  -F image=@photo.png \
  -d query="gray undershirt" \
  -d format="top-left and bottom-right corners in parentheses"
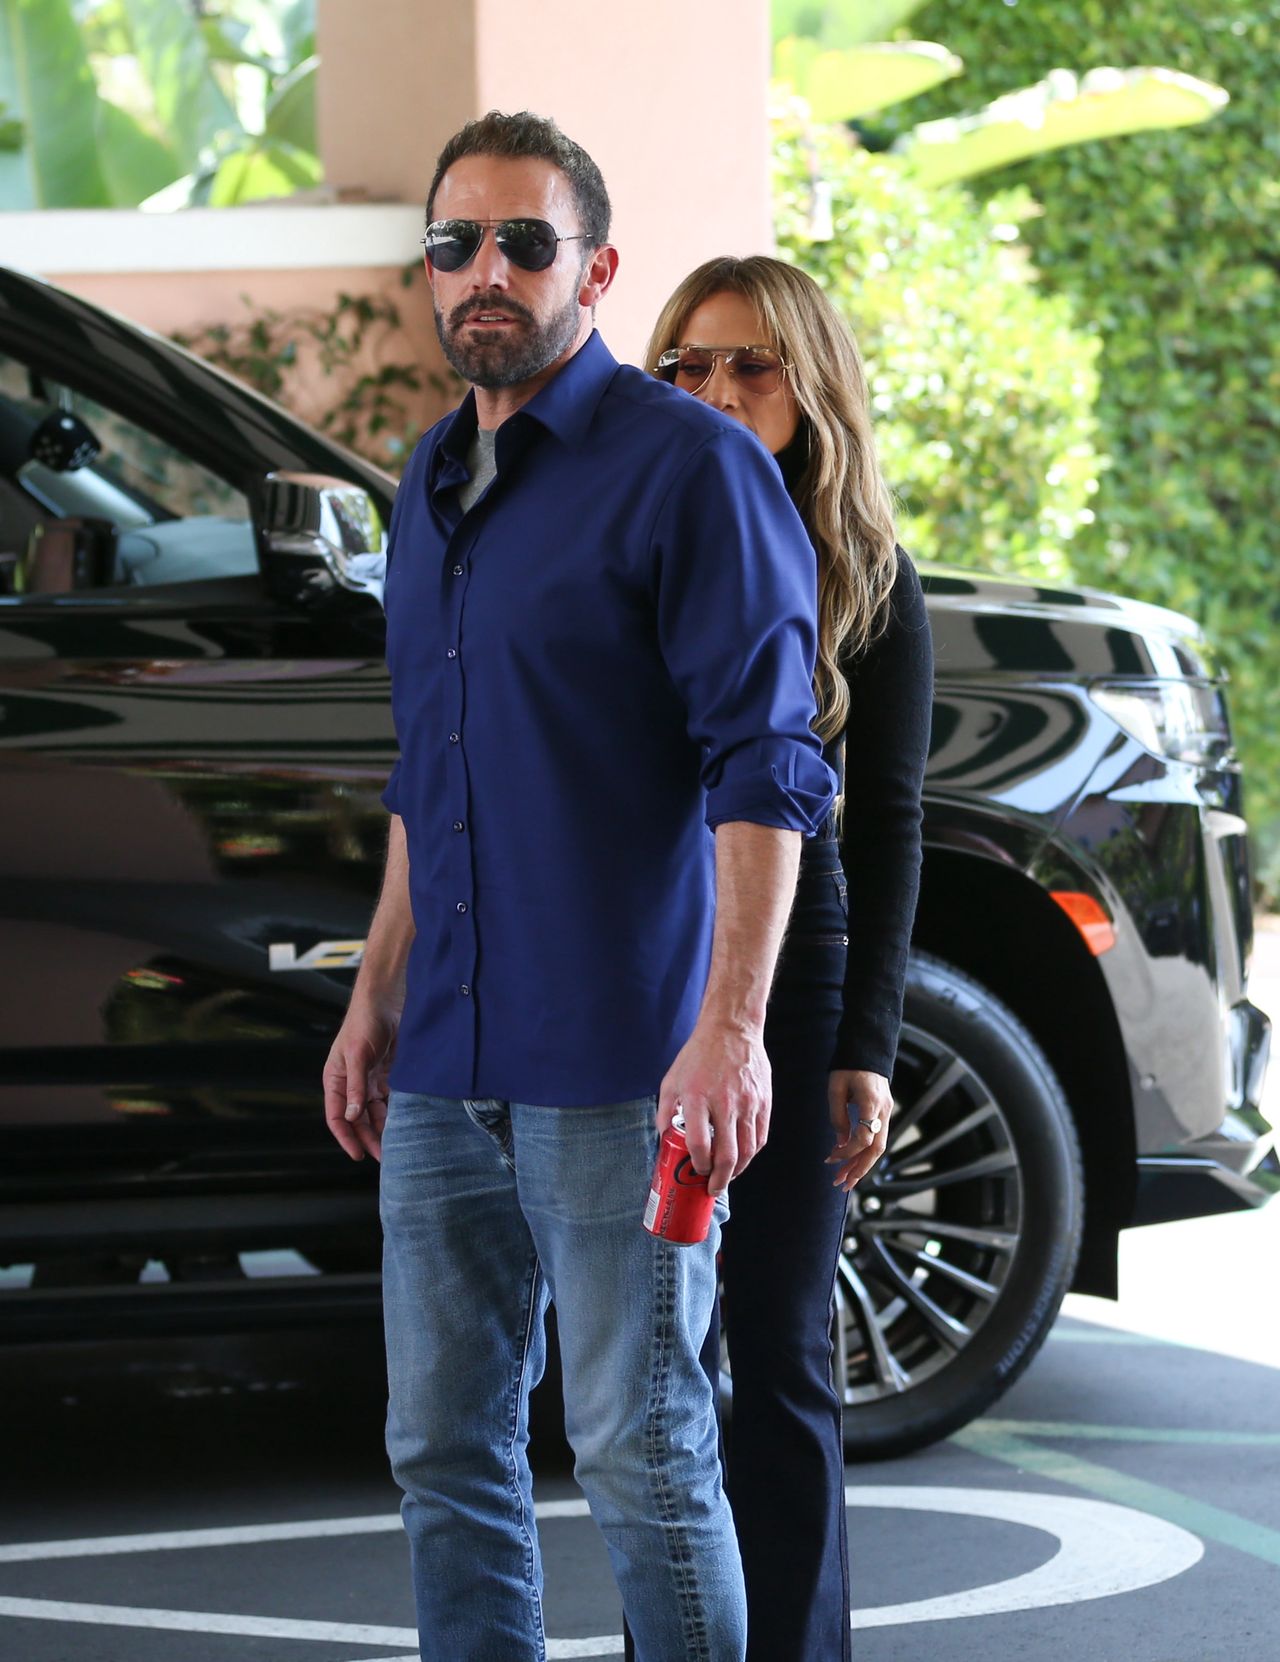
top-left (456, 426), bottom-right (498, 515)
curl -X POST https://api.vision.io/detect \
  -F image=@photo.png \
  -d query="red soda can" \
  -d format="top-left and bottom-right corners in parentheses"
top-left (643, 1109), bottom-right (715, 1245)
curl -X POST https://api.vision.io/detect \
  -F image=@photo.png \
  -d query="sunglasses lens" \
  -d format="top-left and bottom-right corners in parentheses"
top-left (732, 351), bottom-right (784, 394)
top-left (669, 352), bottom-right (714, 390)
top-left (659, 348), bottom-right (784, 396)
top-left (424, 220), bottom-right (483, 272)
top-left (495, 219), bottom-right (559, 271)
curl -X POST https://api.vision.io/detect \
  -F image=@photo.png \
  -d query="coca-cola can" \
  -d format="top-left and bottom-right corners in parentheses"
top-left (643, 1110), bottom-right (715, 1245)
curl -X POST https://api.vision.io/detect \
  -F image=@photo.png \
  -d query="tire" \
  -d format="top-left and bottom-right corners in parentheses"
top-left (839, 951), bottom-right (1083, 1459)
top-left (718, 950), bottom-right (1084, 1463)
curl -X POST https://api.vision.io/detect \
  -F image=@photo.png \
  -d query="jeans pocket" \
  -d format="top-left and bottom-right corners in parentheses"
top-left (463, 1097), bottom-right (517, 1171)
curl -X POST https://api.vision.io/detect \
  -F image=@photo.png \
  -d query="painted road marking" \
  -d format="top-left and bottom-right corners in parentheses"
top-left (983, 1419), bottom-right (1280, 1447)
top-left (845, 1487), bottom-right (1201, 1627)
top-left (0, 1497), bottom-right (587, 1565)
top-left (0, 1485), bottom-right (1201, 1650)
top-left (1049, 1326), bottom-right (1174, 1344)
top-left (956, 1423), bottom-right (1280, 1570)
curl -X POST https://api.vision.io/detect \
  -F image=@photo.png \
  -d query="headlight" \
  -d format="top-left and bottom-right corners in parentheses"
top-left (1088, 680), bottom-right (1233, 767)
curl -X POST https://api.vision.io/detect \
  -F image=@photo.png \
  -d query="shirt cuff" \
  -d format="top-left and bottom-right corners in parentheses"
top-left (381, 760), bottom-right (402, 815)
top-left (704, 751), bottom-right (836, 838)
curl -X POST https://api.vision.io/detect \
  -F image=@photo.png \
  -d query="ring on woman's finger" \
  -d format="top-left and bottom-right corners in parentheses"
top-left (858, 1116), bottom-right (882, 1134)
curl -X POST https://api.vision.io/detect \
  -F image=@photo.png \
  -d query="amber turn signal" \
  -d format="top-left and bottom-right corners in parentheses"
top-left (1049, 890), bottom-right (1117, 955)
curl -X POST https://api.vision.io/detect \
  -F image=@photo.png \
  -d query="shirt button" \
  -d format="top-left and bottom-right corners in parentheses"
top-left (448, 732), bottom-right (459, 744)
top-left (452, 819), bottom-right (465, 832)
top-left (456, 901), bottom-right (468, 914)
top-left (452, 564), bottom-right (463, 576)
top-left (459, 983), bottom-right (471, 996)
top-left (447, 648), bottom-right (457, 659)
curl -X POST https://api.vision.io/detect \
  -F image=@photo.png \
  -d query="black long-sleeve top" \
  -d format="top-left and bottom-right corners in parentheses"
top-left (778, 430), bottom-right (934, 1078)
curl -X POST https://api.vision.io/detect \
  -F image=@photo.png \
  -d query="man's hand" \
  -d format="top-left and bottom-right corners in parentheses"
top-left (323, 999), bottom-right (398, 1163)
top-left (658, 1018), bottom-right (772, 1196)
top-left (827, 1068), bottom-right (893, 1192)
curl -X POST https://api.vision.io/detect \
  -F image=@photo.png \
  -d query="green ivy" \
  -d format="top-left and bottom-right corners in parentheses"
top-left (173, 265), bottom-right (458, 471)
top-left (899, 0), bottom-right (1280, 892)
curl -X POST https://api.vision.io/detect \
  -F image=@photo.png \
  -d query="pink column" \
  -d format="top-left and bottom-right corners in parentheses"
top-left (316, 0), bottom-right (773, 364)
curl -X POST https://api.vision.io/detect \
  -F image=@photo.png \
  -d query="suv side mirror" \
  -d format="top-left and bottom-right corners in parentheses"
top-left (259, 472), bottom-right (386, 608)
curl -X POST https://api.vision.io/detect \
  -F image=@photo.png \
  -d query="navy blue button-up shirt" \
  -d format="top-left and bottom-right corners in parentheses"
top-left (382, 330), bottom-right (835, 1106)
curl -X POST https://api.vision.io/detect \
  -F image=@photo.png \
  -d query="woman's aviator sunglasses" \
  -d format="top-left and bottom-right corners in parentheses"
top-left (421, 217), bottom-right (591, 274)
top-left (656, 345), bottom-right (790, 397)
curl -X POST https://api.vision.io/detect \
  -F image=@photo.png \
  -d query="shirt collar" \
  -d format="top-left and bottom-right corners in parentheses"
top-left (518, 329), bottom-right (618, 449)
top-left (437, 328), bottom-right (618, 468)
top-left (438, 390), bottom-right (478, 477)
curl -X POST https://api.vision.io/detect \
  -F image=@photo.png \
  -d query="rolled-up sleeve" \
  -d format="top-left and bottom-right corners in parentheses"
top-left (652, 427), bottom-right (836, 835)
top-left (380, 758), bottom-right (402, 815)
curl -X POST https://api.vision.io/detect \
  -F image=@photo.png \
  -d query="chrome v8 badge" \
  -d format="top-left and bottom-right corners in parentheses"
top-left (268, 940), bottom-right (365, 972)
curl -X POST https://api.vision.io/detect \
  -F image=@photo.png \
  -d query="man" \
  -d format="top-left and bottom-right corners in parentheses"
top-left (323, 110), bottom-right (835, 1662)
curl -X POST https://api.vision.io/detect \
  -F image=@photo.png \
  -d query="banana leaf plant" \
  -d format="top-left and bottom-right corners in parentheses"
top-left (0, 0), bottom-right (320, 211)
top-left (772, 0), bottom-right (1228, 188)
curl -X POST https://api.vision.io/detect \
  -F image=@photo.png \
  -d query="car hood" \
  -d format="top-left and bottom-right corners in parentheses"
top-left (918, 563), bottom-right (1217, 682)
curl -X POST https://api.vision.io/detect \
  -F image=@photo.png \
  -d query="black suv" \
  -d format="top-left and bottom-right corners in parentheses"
top-left (1, 267), bottom-right (1274, 1460)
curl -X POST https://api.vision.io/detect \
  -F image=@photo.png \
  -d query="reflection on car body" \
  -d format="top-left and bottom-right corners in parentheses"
top-left (0, 266), bottom-right (1273, 1461)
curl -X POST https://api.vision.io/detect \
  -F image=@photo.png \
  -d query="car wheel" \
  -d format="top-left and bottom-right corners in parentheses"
top-left (717, 950), bottom-right (1084, 1461)
top-left (835, 950), bottom-right (1084, 1460)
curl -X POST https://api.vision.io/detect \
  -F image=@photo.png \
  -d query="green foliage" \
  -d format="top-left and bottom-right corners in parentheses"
top-left (898, 67), bottom-right (1230, 186)
top-left (0, 0), bottom-right (111, 207)
top-left (0, 0), bottom-right (322, 208)
top-left (772, 1), bottom-right (1226, 178)
top-left (119, 0), bottom-right (238, 172)
top-left (774, 105), bottom-right (1103, 579)
top-left (95, 95), bottom-right (179, 202)
top-left (773, 0), bottom-right (928, 48)
top-left (172, 269), bottom-right (458, 472)
top-left (774, 38), bottom-right (961, 123)
top-left (901, 0), bottom-right (1280, 889)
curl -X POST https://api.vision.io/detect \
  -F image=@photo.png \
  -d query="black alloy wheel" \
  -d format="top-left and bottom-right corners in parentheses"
top-left (716, 951), bottom-right (1084, 1461)
top-left (836, 952), bottom-right (1083, 1460)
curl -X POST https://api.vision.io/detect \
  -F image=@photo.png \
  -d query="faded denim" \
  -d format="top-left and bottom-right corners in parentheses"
top-left (380, 1090), bottom-right (745, 1661)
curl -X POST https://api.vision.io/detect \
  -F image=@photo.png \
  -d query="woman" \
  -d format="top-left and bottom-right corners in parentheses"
top-left (646, 257), bottom-right (933, 1659)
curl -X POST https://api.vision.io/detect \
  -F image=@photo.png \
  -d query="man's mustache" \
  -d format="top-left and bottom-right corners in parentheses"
top-left (449, 294), bottom-right (535, 329)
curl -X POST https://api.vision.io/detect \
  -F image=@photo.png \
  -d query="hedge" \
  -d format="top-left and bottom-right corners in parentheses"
top-left (899, 0), bottom-right (1280, 890)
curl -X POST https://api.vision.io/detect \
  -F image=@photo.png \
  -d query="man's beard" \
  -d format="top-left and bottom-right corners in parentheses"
top-left (437, 288), bottom-right (582, 389)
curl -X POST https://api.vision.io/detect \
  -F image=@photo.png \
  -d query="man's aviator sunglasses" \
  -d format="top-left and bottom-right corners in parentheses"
top-left (421, 218), bottom-right (591, 274)
top-left (656, 346), bottom-right (790, 397)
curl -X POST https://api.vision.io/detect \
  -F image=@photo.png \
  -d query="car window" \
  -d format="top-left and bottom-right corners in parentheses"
top-left (0, 348), bottom-right (258, 597)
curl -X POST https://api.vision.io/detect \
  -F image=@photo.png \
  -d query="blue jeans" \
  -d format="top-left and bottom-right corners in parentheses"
top-left (380, 1091), bottom-right (746, 1661)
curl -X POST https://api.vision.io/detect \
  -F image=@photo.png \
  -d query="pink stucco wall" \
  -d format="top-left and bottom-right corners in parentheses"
top-left (42, 1), bottom-right (773, 450)
top-left (318, 0), bottom-right (774, 366)
top-left (50, 266), bottom-right (458, 448)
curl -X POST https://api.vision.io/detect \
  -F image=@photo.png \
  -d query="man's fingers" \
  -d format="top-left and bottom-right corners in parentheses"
top-left (323, 1044), bottom-right (377, 1162)
top-left (681, 1099), bottom-right (714, 1176)
top-left (709, 1129), bottom-right (738, 1197)
top-left (343, 1050), bottom-right (370, 1120)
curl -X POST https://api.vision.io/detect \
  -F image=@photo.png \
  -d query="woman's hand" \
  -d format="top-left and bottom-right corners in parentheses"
top-left (826, 1069), bottom-right (893, 1192)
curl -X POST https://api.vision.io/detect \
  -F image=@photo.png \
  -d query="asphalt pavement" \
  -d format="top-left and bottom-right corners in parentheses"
top-left (1, 928), bottom-right (1276, 1661)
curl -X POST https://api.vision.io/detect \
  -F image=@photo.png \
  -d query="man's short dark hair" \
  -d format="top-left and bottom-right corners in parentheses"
top-left (426, 110), bottom-right (611, 247)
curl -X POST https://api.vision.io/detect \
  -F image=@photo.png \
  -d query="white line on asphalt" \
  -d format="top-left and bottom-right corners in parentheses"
top-left (0, 1485), bottom-right (1202, 1648)
top-left (0, 1514), bottom-right (402, 1563)
top-left (0, 1599), bottom-right (420, 1647)
top-left (0, 1499), bottom-right (593, 1563)
top-left (0, 1600), bottom-right (623, 1658)
top-left (845, 1487), bottom-right (1203, 1626)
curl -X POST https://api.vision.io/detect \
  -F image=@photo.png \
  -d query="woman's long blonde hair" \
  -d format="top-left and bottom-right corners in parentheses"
top-left (646, 255), bottom-right (897, 744)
